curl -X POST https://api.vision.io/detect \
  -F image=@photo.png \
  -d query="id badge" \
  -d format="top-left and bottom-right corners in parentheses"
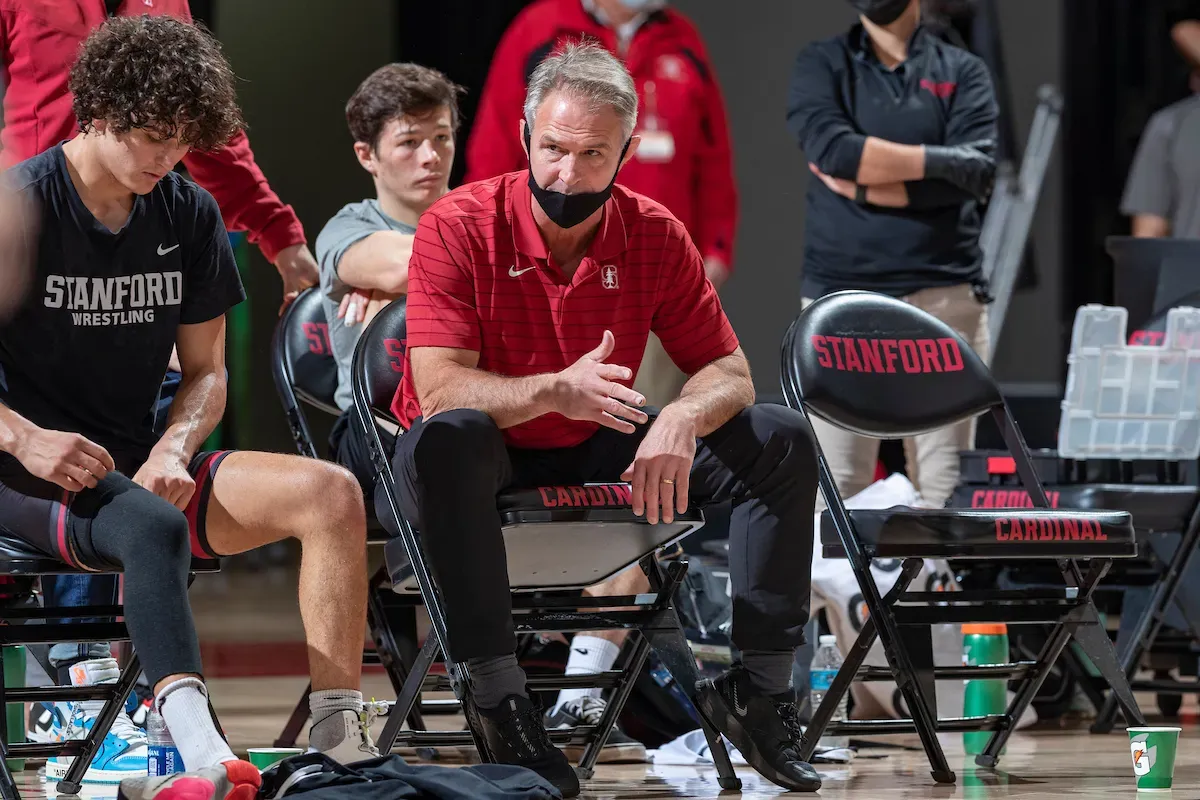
top-left (636, 129), bottom-right (676, 163)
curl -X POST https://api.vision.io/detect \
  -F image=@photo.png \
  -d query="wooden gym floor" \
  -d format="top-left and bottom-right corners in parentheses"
top-left (11, 559), bottom-right (1196, 798)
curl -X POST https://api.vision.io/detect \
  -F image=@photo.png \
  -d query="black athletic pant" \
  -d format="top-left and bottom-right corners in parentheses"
top-left (381, 404), bottom-right (820, 661)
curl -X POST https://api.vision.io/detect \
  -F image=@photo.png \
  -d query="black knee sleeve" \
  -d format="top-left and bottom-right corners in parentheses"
top-left (86, 481), bottom-right (202, 686)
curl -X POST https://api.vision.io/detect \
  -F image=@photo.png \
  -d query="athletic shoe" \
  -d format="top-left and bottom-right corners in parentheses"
top-left (695, 665), bottom-right (822, 792)
top-left (315, 703), bottom-right (386, 765)
top-left (545, 697), bottom-right (648, 763)
top-left (126, 681), bottom-right (155, 729)
top-left (27, 700), bottom-right (68, 744)
top-left (476, 694), bottom-right (580, 798)
top-left (46, 658), bottom-right (148, 784)
top-left (117, 759), bottom-right (261, 800)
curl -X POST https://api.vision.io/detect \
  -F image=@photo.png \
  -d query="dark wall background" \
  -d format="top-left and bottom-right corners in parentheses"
top-left (1062, 0), bottom-right (1200, 325)
top-left (210, 0), bottom-right (399, 450)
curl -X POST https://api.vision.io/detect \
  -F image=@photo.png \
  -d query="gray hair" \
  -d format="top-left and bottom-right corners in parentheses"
top-left (523, 41), bottom-right (638, 141)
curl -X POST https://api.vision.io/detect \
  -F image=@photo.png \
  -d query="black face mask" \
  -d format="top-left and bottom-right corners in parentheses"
top-left (846, 0), bottom-right (911, 25)
top-left (524, 127), bottom-right (631, 229)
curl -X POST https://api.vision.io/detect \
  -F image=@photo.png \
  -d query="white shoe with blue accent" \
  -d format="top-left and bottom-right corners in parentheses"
top-left (27, 700), bottom-right (69, 744)
top-left (44, 658), bottom-right (149, 784)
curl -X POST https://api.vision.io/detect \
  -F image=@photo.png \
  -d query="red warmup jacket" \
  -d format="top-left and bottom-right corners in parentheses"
top-left (466, 0), bottom-right (738, 267)
top-left (0, 0), bottom-right (305, 261)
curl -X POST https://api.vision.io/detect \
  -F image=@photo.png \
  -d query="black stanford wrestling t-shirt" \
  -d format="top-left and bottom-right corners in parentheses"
top-left (0, 144), bottom-right (245, 466)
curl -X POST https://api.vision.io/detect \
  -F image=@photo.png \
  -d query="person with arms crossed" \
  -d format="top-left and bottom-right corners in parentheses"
top-left (317, 63), bottom-right (461, 494)
top-left (0, 17), bottom-right (377, 799)
top-left (387, 41), bottom-right (822, 796)
top-left (787, 0), bottom-right (998, 508)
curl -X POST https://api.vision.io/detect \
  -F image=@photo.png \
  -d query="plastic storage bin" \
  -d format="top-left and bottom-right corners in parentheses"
top-left (1058, 305), bottom-right (1200, 460)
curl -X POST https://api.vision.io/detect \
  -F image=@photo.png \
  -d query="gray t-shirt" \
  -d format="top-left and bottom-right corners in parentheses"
top-left (1122, 95), bottom-right (1200, 238)
top-left (315, 199), bottom-right (415, 411)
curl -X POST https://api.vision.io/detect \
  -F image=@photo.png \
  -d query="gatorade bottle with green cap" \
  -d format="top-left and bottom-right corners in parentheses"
top-left (963, 623), bottom-right (1008, 755)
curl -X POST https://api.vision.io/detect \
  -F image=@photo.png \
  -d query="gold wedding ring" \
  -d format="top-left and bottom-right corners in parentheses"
top-left (661, 478), bottom-right (675, 485)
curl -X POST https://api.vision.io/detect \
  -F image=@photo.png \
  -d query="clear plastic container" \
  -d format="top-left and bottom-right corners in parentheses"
top-left (1058, 305), bottom-right (1200, 460)
top-left (809, 634), bottom-right (849, 749)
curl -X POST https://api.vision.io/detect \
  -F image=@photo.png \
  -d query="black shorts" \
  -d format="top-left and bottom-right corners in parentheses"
top-left (329, 410), bottom-right (395, 500)
top-left (0, 450), bottom-right (232, 572)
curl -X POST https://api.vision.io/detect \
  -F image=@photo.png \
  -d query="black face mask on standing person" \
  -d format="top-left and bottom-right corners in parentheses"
top-left (845, 0), bottom-right (912, 25)
top-left (524, 126), bottom-right (631, 229)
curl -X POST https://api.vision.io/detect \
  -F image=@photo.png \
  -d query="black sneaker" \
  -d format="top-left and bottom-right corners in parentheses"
top-left (545, 697), bottom-right (648, 763)
top-left (476, 694), bottom-right (581, 798)
top-left (695, 666), bottom-right (822, 792)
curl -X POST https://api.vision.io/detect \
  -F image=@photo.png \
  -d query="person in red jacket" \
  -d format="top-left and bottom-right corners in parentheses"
top-left (466, 0), bottom-right (738, 408)
top-left (0, 0), bottom-right (318, 303)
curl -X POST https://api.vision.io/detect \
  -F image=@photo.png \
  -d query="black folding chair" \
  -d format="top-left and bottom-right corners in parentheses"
top-left (0, 544), bottom-right (217, 798)
top-left (780, 290), bottom-right (1145, 783)
top-left (269, 287), bottom-right (424, 747)
top-left (953, 450), bottom-right (1200, 730)
top-left (349, 300), bottom-right (741, 788)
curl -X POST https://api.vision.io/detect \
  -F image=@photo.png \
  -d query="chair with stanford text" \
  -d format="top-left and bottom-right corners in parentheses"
top-left (781, 290), bottom-right (1145, 783)
top-left (350, 299), bottom-right (742, 788)
top-left (268, 287), bottom-right (425, 746)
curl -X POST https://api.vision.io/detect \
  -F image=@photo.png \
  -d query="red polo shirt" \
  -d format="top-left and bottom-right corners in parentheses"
top-left (394, 171), bottom-right (739, 449)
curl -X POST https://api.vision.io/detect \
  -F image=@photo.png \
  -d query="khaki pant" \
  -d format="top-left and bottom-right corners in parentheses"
top-left (634, 333), bottom-right (689, 409)
top-left (803, 283), bottom-right (991, 509)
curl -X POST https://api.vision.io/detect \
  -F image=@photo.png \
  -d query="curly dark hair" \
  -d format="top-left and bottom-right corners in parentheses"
top-left (69, 15), bottom-right (244, 151)
top-left (346, 63), bottom-right (465, 148)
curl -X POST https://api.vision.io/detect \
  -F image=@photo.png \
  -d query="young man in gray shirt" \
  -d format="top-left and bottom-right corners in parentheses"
top-left (1122, 20), bottom-right (1200, 239)
top-left (316, 63), bottom-right (461, 492)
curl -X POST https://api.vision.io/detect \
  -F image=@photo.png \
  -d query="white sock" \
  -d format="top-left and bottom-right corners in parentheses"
top-left (157, 678), bottom-right (236, 769)
top-left (552, 635), bottom-right (621, 714)
top-left (307, 689), bottom-right (364, 752)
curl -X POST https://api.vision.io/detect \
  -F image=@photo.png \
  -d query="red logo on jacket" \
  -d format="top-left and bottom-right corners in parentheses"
top-left (921, 79), bottom-right (957, 99)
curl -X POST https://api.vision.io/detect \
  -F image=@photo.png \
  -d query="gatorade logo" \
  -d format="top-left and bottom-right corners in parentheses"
top-left (1130, 734), bottom-right (1156, 777)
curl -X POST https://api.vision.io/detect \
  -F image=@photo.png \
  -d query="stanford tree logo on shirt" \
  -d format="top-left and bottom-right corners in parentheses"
top-left (42, 271), bottom-right (184, 326)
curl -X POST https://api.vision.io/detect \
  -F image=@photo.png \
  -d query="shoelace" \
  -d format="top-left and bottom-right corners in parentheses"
top-left (109, 710), bottom-right (148, 746)
top-left (357, 701), bottom-right (390, 754)
top-left (774, 701), bottom-right (805, 754)
top-left (495, 703), bottom-right (555, 761)
top-left (567, 696), bottom-right (608, 726)
top-left (69, 702), bottom-right (147, 746)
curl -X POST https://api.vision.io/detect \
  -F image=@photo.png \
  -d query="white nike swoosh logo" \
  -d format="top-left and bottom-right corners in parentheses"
top-left (732, 684), bottom-right (749, 716)
top-left (508, 265), bottom-right (536, 277)
top-left (157, 244), bottom-right (180, 256)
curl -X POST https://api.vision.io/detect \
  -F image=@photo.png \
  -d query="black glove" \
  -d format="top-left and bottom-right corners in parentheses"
top-left (923, 140), bottom-right (997, 200)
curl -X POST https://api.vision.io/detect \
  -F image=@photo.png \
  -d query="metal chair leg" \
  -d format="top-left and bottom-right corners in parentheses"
top-left (274, 682), bottom-right (312, 749)
top-left (576, 634), bottom-right (652, 778)
top-left (378, 634), bottom-right (440, 753)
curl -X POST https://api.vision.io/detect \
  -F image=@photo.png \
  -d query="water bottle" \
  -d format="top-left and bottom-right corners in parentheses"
top-left (962, 623), bottom-right (1008, 756)
top-left (146, 708), bottom-right (185, 776)
top-left (809, 634), bottom-right (849, 749)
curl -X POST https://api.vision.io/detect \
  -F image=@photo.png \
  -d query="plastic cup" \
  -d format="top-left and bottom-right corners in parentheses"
top-left (247, 748), bottom-right (303, 771)
top-left (1127, 727), bottom-right (1182, 792)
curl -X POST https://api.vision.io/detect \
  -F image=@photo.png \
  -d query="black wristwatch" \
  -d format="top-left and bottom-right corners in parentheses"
top-left (854, 184), bottom-right (869, 205)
